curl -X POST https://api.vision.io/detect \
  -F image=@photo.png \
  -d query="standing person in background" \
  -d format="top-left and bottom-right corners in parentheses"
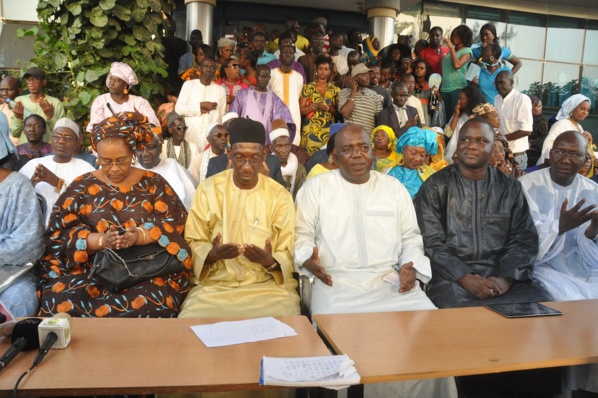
top-left (444, 85), bottom-right (485, 163)
top-left (471, 23), bottom-right (522, 74)
top-left (299, 55), bottom-right (339, 156)
top-left (368, 66), bottom-right (392, 109)
top-left (298, 31), bottom-right (326, 83)
top-left (215, 38), bottom-right (235, 78)
top-left (217, 58), bottom-right (249, 112)
top-left (339, 64), bottom-right (382, 134)
top-left (250, 31), bottom-right (277, 66)
top-left (0, 76), bottom-right (22, 144)
top-left (440, 25), bottom-right (473, 122)
top-left (176, 57), bottom-right (227, 151)
top-left (494, 70), bottom-right (533, 169)
top-left (87, 62), bottom-right (160, 133)
top-left (178, 30), bottom-right (203, 75)
top-left (11, 67), bottom-right (65, 144)
top-left (471, 43), bottom-right (510, 105)
top-left (401, 73), bottom-right (427, 126)
top-left (526, 94), bottom-right (549, 167)
top-left (188, 123), bottom-right (229, 183)
top-left (161, 112), bottom-right (200, 172)
top-left (328, 32), bottom-right (350, 78)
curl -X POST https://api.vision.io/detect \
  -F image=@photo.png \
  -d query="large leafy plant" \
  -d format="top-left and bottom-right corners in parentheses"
top-left (17, 0), bottom-right (173, 137)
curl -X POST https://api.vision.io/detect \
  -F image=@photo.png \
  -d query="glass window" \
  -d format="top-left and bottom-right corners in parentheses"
top-left (583, 21), bottom-right (598, 66)
top-left (466, 19), bottom-right (508, 47)
top-left (424, 2), bottom-right (463, 42)
top-left (545, 16), bottom-right (584, 64)
top-left (466, 6), bottom-right (507, 46)
top-left (581, 66), bottom-right (598, 112)
top-left (516, 60), bottom-right (543, 95)
top-left (542, 63), bottom-right (581, 108)
top-left (505, 11), bottom-right (546, 60)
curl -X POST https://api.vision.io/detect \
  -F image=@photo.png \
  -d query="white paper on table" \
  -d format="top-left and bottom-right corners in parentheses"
top-left (190, 317), bottom-right (297, 348)
top-left (259, 354), bottom-right (361, 389)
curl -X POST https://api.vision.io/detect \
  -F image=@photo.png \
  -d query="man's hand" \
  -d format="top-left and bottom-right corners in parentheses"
top-left (12, 101), bottom-right (24, 120)
top-left (204, 233), bottom-right (242, 265)
top-left (458, 274), bottom-right (501, 299)
top-left (398, 261), bottom-right (416, 293)
top-left (260, 161), bottom-right (270, 177)
top-left (302, 247), bottom-right (332, 287)
top-left (406, 114), bottom-right (419, 128)
top-left (38, 98), bottom-right (55, 120)
top-left (244, 238), bottom-right (276, 268)
top-left (584, 211), bottom-right (598, 241)
top-left (487, 276), bottom-right (512, 296)
top-left (31, 164), bottom-right (60, 187)
top-left (349, 78), bottom-right (358, 92)
top-left (559, 198), bottom-right (596, 235)
top-left (200, 101), bottom-right (217, 114)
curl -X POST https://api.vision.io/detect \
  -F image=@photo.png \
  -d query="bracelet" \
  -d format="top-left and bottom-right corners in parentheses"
top-left (136, 227), bottom-right (147, 244)
top-left (55, 178), bottom-right (65, 193)
top-left (266, 261), bottom-right (280, 272)
top-left (312, 104), bottom-right (316, 110)
top-left (348, 98), bottom-right (355, 101)
top-left (141, 115), bottom-right (148, 123)
top-left (98, 235), bottom-right (104, 248)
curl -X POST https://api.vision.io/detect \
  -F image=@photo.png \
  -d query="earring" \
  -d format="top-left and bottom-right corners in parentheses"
top-left (132, 156), bottom-right (136, 165)
top-left (327, 155), bottom-right (334, 164)
top-left (123, 86), bottom-right (129, 95)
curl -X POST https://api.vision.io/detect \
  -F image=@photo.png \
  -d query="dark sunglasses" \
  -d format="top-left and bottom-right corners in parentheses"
top-left (229, 64), bottom-right (241, 69)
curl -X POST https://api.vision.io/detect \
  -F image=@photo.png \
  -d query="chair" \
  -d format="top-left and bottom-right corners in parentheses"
top-left (36, 193), bottom-right (47, 221)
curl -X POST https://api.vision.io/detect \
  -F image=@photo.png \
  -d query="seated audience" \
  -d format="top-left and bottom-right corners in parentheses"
top-left (371, 125), bottom-right (399, 172)
top-left (526, 94), bottom-right (549, 167)
top-left (414, 117), bottom-right (551, 309)
top-left (136, 133), bottom-right (197, 211)
top-left (19, 118), bottom-right (95, 225)
top-left (15, 114), bottom-right (52, 169)
top-left (376, 81), bottom-right (420, 139)
top-left (11, 67), bottom-right (65, 143)
top-left (305, 122), bottom-right (345, 173)
top-left (295, 123), bottom-right (457, 398)
top-left (189, 122), bottom-right (229, 183)
top-left (87, 62), bottom-right (160, 133)
top-left (0, 76), bottom-right (22, 142)
top-left (270, 119), bottom-right (306, 199)
top-left (0, 113), bottom-right (44, 317)
top-left (306, 132), bottom-right (338, 180)
top-left (38, 117), bottom-right (192, 318)
top-left (539, 94), bottom-right (593, 165)
top-left (387, 126), bottom-right (438, 199)
top-left (161, 112), bottom-right (200, 171)
top-left (180, 118), bottom-right (300, 318)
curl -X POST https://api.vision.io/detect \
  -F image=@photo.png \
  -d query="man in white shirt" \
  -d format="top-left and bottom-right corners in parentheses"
top-left (188, 123), bottom-right (229, 183)
top-left (295, 123), bottom-right (456, 397)
top-left (494, 70), bottom-right (533, 169)
top-left (175, 57), bottom-right (227, 151)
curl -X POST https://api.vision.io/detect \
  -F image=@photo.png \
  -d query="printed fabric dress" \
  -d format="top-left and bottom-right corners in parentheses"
top-left (300, 82), bottom-right (339, 156)
top-left (38, 170), bottom-right (192, 318)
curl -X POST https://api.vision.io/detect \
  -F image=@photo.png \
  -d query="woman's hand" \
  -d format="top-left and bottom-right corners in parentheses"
top-left (117, 111), bottom-right (145, 123)
top-left (114, 226), bottom-right (139, 249)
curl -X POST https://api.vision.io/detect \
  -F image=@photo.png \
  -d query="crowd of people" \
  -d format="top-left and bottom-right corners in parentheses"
top-left (0, 15), bottom-right (597, 397)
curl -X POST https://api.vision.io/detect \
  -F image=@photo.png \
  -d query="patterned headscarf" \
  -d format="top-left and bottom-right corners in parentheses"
top-left (91, 117), bottom-right (154, 152)
top-left (371, 125), bottom-right (396, 150)
top-left (556, 94), bottom-right (591, 121)
top-left (106, 62), bottom-right (139, 88)
top-left (395, 126), bottom-right (438, 155)
top-left (471, 103), bottom-right (496, 117)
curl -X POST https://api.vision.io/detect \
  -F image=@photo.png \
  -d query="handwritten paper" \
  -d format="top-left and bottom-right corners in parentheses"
top-left (190, 317), bottom-right (297, 347)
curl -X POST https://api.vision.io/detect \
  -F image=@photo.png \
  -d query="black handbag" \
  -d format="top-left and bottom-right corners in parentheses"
top-left (89, 243), bottom-right (184, 293)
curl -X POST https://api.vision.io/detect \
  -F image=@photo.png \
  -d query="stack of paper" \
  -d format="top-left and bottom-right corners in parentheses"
top-left (190, 317), bottom-right (297, 347)
top-left (259, 354), bottom-right (361, 389)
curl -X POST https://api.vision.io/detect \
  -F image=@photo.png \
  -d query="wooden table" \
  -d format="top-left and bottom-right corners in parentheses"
top-left (0, 315), bottom-right (330, 396)
top-left (313, 300), bottom-right (598, 384)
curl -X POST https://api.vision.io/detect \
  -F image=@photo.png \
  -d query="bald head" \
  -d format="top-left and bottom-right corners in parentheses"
top-left (495, 71), bottom-right (514, 98)
top-left (553, 130), bottom-right (588, 152)
top-left (0, 76), bottom-right (21, 101)
top-left (334, 124), bottom-right (373, 184)
top-left (549, 130), bottom-right (589, 186)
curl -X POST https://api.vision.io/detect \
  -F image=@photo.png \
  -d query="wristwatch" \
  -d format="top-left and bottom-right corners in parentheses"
top-left (266, 261), bottom-right (280, 272)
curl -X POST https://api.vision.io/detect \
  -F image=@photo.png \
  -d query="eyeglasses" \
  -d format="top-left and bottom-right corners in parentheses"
top-left (312, 39), bottom-right (325, 43)
top-left (280, 42), bottom-right (295, 48)
top-left (51, 134), bottom-right (77, 143)
top-left (173, 126), bottom-right (188, 132)
top-left (274, 143), bottom-right (291, 151)
top-left (229, 64), bottom-right (241, 69)
top-left (213, 132), bottom-right (229, 139)
top-left (550, 149), bottom-right (585, 161)
top-left (97, 158), bottom-right (131, 168)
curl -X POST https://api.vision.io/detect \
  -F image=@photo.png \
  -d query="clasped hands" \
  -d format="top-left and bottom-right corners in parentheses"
top-left (31, 164), bottom-right (59, 187)
top-left (302, 247), bottom-right (416, 293)
top-left (458, 274), bottom-right (513, 300)
top-left (101, 226), bottom-right (140, 250)
top-left (205, 233), bottom-right (276, 269)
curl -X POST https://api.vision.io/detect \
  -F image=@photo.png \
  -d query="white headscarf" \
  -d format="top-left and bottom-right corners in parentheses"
top-left (556, 94), bottom-right (591, 121)
top-left (106, 62), bottom-right (139, 88)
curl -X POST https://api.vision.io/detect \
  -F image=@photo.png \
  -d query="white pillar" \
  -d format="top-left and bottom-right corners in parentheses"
top-left (185, 0), bottom-right (215, 46)
top-left (367, 8), bottom-right (397, 49)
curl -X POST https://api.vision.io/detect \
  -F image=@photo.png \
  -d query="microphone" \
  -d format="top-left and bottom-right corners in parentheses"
top-left (0, 318), bottom-right (42, 371)
top-left (33, 313), bottom-right (72, 368)
top-left (106, 102), bottom-right (117, 116)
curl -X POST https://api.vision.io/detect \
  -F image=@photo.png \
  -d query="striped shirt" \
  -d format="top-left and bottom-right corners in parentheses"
top-left (339, 87), bottom-right (383, 134)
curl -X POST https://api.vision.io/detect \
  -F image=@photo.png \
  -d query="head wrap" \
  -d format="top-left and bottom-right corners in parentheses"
top-left (54, 118), bottom-right (80, 137)
top-left (351, 63), bottom-right (369, 78)
top-left (556, 94), bottom-right (591, 121)
top-left (91, 117), bottom-right (154, 152)
top-left (0, 112), bottom-right (15, 161)
top-left (269, 119), bottom-right (290, 143)
top-left (217, 38), bottom-right (235, 49)
top-left (362, 36), bottom-right (379, 60)
top-left (471, 103), bottom-right (496, 117)
top-left (166, 112), bottom-right (183, 128)
top-left (229, 118), bottom-right (266, 146)
top-left (395, 126), bottom-right (438, 155)
top-left (371, 125), bottom-right (396, 150)
top-left (106, 62), bottom-right (139, 88)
